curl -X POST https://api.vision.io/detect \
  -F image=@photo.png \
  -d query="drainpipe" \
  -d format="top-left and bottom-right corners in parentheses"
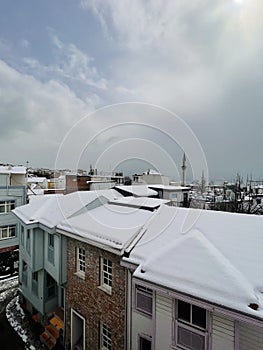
top-left (126, 269), bottom-right (132, 350)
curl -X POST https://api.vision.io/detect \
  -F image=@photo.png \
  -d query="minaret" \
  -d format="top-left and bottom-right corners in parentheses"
top-left (181, 153), bottom-right (187, 186)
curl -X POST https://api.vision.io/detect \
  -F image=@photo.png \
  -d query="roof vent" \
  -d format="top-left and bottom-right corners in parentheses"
top-left (140, 268), bottom-right (145, 273)
top-left (248, 303), bottom-right (259, 310)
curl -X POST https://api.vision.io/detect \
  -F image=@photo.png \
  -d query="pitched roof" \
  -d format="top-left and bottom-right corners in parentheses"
top-left (114, 185), bottom-right (158, 197)
top-left (13, 189), bottom-right (122, 228)
top-left (125, 205), bottom-right (263, 319)
top-left (58, 203), bottom-right (153, 252)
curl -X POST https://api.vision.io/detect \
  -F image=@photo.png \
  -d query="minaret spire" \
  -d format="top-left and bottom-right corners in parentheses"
top-left (181, 153), bottom-right (187, 186)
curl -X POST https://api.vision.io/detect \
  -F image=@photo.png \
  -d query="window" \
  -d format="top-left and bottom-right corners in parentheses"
top-left (100, 323), bottom-right (111, 350)
top-left (46, 273), bottom-right (56, 299)
top-left (135, 285), bottom-right (153, 317)
top-left (100, 258), bottom-right (112, 292)
top-left (48, 234), bottom-right (54, 264)
top-left (32, 272), bottom-right (38, 296)
top-left (139, 335), bottom-right (152, 350)
top-left (76, 247), bottom-right (85, 276)
top-left (175, 300), bottom-right (208, 350)
top-left (26, 230), bottom-right (30, 254)
top-left (0, 200), bottom-right (15, 214)
top-left (22, 261), bottom-right (28, 286)
top-left (0, 225), bottom-right (16, 240)
top-left (21, 226), bottom-right (24, 246)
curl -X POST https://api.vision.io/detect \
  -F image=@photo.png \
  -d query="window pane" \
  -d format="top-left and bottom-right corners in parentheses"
top-left (178, 326), bottom-right (205, 350)
top-left (178, 300), bottom-right (191, 322)
top-left (136, 287), bottom-right (153, 316)
top-left (192, 305), bottom-right (206, 329)
top-left (140, 337), bottom-right (152, 350)
top-left (2, 228), bottom-right (8, 238)
top-left (0, 203), bottom-right (5, 213)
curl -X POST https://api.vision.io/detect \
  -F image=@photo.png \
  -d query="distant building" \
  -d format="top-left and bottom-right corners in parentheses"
top-left (148, 184), bottom-right (191, 207)
top-left (132, 169), bottom-right (170, 186)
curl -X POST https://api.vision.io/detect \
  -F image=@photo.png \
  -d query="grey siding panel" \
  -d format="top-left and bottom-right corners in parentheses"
top-left (212, 313), bottom-right (234, 350)
top-left (155, 294), bottom-right (173, 350)
top-left (239, 322), bottom-right (263, 350)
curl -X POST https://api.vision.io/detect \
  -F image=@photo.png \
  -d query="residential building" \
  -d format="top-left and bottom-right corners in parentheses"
top-left (122, 205), bottom-right (263, 350)
top-left (0, 165), bottom-right (27, 274)
top-left (148, 184), bottom-right (190, 207)
top-left (56, 201), bottom-right (154, 350)
top-left (12, 189), bottom-right (123, 348)
top-left (132, 169), bottom-right (170, 186)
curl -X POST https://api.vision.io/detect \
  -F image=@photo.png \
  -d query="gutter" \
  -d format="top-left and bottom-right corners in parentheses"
top-left (56, 227), bottom-right (123, 256)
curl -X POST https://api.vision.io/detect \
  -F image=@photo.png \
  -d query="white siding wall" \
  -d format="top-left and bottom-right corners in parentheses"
top-left (238, 321), bottom-right (263, 350)
top-left (211, 313), bottom-right (234, 350)
top-left (132, 312), bottom-right (153, 350)
top-left (155, 293), bottom-right (173, 350)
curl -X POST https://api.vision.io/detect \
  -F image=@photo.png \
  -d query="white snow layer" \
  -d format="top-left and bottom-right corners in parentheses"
top-left (126, 205), bottom-right (263, 319)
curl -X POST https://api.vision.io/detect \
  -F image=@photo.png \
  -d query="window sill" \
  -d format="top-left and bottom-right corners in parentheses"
top-left (74, 272), bottom-right (85, 280)
top-left (134, 308), bottom-right (152, 319)
top-left (98, 285), bottom-right (112, 295)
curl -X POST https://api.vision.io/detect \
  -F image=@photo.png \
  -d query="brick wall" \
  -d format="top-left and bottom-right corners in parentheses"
top-left (66, 238), bottom-right (126, 349)
top-left (65, 175), bottom-right (91, 194)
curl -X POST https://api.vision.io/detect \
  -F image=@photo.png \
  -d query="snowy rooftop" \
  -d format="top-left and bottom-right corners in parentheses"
top-left (148, 184), bottom-right (190, 191)
top-left (27, 176), bottom-right (47, 183)
top-left (13, 189), bottom-right (122, 229)
top-left (109, 196), bottom-right (170, 209)
top-left (58, 203), bottom-right (153, 253)
top-left (0, 165), bottom-right (26, 174)
top-left (124, 205), bottom-right (263, 319)
top-left (115, 185), bottom-right (157, 197)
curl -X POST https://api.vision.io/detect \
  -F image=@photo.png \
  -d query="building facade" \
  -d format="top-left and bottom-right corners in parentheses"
top-left (65, 237), bottom-right (126, 350)
top-left (0, 165), bottom-right (27, 275)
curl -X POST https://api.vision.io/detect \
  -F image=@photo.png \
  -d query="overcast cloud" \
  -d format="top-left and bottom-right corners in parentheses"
top-left (0, 0), bottom-right (262, 181)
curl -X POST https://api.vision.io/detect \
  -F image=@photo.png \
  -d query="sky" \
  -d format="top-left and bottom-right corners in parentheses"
top-left (0, 0), bottom-right (263, 182)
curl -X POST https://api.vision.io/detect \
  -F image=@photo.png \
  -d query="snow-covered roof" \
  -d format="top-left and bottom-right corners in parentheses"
top-left (142, 169), bottom-right (162, 175)
top-left (148, 184), bottom-right (190, 191)
top-left (115, 185), bottom-right (158, 197)
top-left (0, 165), bottom-right (26, 174)
top-left (27, 188), bottom-right (45, 196)
top-left (109, 196), bottom-right (170, 209)
top-left (13, 189), bottom-right (122, 229)
top-left (58, 203), bottom-right (153, 253)
top-left (27, 177), bottom-right (47, 183)
top-left (124, 205), bottom-right (263, 319)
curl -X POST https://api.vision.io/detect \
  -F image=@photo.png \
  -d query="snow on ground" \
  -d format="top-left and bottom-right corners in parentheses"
top-left (6, 296), bottom-right (46, 350)
top-left (0, 276), bottom-right (46, 350)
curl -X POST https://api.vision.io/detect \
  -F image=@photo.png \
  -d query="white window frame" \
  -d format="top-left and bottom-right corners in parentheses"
top-left (174, 300), bottom-right (208, 350)
top-left (0, 200), bottom-right (15, 214)
top-left (100, 323), bottom-right (112, 350)
top-left (138, 333), bottom-right (152, 350)
top-left (71, 309), bottom-right (86, 350)
top-left (135, 285), bottom-right (153, 317)
top-left (76, 247), bottom-right (86, 276)
top-left (0, 225), bottom-right (16, 240)
top-left (100, 257), bottom-right (112, 293)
